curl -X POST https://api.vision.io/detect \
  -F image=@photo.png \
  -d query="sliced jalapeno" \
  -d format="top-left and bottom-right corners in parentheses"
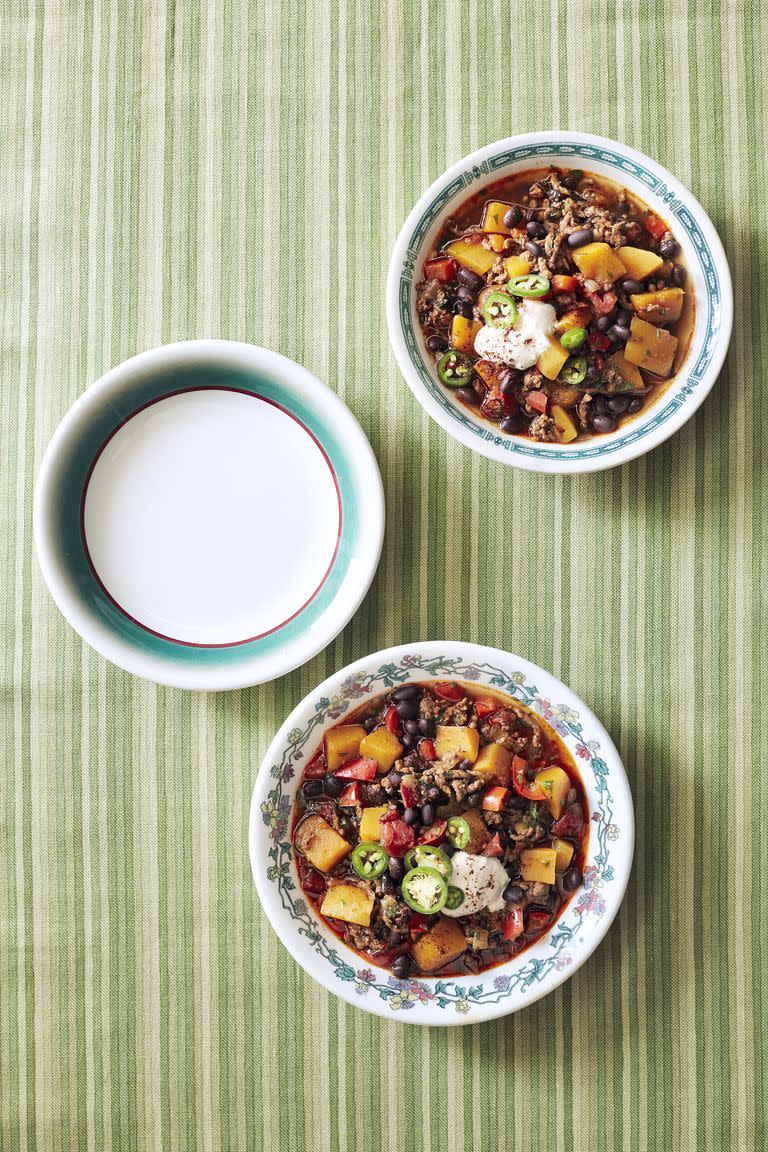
top-left (559, 356), bottom-right (588, 386)
top-left (350, 842), bottom-right (389, 880)
top-left (404, 844), bottom-right (452, 878)
top-left (482, 291), bottom-right (518, 330)
top-left (507, 273), bottom-right (550, 298)
top-left (401, 866), bottom-right (448, 915)
top-left (446, 816), bottom-right (471, 850)
top-left (437, 349), bottom-right (475, 387)
top-left (560, 326), bottom-right (587, 350)
top-left (445, 885), bottom-right (465, 910)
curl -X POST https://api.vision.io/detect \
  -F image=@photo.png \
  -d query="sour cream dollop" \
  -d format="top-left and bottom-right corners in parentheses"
top-left (443, 850), bottom-right (509, 917)
top-left (473, 298), bottom-right (557, 370)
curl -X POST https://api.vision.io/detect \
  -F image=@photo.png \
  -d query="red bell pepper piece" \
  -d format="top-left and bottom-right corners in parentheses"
top-left (473, 698), bottom-right (499, 719)
top-left (590, 289), bottom-right (617, 316)
top-left (643, 212), bottom-right (668, 241)
top-left (380, 817), bottom-right (416, 858)
top-left (502, 905), bottom-right (524, 941)
top-left (297, 859), bottom-right (326, 895)
top-left (338, 782), bottom-right (363, 807)
top-left (511, 755), bottom-right (548, 801)
top-left (418, 738), bottom-right (437, 761)
top-left (588, 331), bottom-right (611, 352)
top-left (481, 832), bottom-right (504, 858)
top-left (418, 819), bottom-right (448, 846)
top-left (409, 912), bottom-right (429, 938)
top-left (551, 804), bottom-right (586, 839)
top-left (302, 755), bottom-right (327, 779)
top-left (400, 778), bottom-right (418, 808)
top-left (526, 907), bottom-right (552, 934)
top-left (424, 255), bottom-right (458, 282)
top-left (384, 706), bottom-right (400, 735)
top-left (433, 681), bottom-right (464, 701)
top-left (334, 756), bottom-right (378, 781)
top-left (481, 786), bottom-right (510, 812)
top-left (551, 274), bottom-right (578, 294)
top-left (526, 390), bottom-right (548, 414)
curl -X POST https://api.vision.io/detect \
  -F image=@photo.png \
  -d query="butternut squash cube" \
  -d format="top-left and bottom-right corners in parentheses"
top-left (482, 200), bottom-right (515, 235)
top-left (534, 766), bottom-right (571, 819)
top-left (359, 805), bottom-right (389, 842)
top-left (503, 252), bottom-right (532, 279)
top-left (608, 351), bottom-right (645, 390)
top-left (320, 883), bottom-right (374, 927)
top-left (324, 724), bottom-right (366, 772)
top-left (520, 846), bottom-right (557, 885)
top-left (625, 316), bottom-right (678, 377)
top-left (359, 728), bottom-right (403, 775)
top-left (537, 339), bottom-right (570, 381)
top-left (445, 239), bottom-right (498, 276)
top-left (556, 304), bottom-right (592, 333)
top-left (571, 241), bottom-right (627, 287)
top-left (552, 404), bottom-right (579, 443)
top-left (629, 287), bottom-right (684, 325)
top-left (294, 814), bottom-right (351, 873)
top-left (434, 724), bottom-right (480, 764)
top-left (488, 233), bottom-right (506, 253)
top-left (552, 837), bottom-right (575, 873)
top-left (449, 313), bottom-right (483, 356)
top-left (473, 742), bottom-right (512, 786)
top-left (410, 916), bottom-right (467, 973)
top-left (615, 245), bottom-right (663, 280)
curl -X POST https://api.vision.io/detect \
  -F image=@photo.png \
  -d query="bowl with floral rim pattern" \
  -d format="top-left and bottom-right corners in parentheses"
top-left (386, 131), bottom-right (732, 473)
top-left (249, 641), bottom-right (634, 1025)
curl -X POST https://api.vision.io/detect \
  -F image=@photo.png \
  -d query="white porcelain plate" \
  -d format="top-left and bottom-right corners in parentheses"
top-left (34, 342), bottom-right (384, 689)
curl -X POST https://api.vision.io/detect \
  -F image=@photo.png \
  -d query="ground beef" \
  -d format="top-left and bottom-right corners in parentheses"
top-left (418, 766), bottom-right (485, 805)
top-left (522, 367), bottom-right (545, 393)
top-left (344, 922), bottom-right (387, 954)
top-left (478, 709), bottom-right (529, 754)
top-left (418, 692), bottom-right (473, 727)
top-left (416, 279), bottom-right (449, 330)
top-left (577, 392), bottom-right (593, 430)
top-left (528, 414), bottom-right (558, 442)
top-left (601, 363), bottom-right (631, 394)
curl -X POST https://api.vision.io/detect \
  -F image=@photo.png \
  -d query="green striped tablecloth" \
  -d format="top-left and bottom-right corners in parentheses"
top-left (1, 2), bottom-right (764, 1149)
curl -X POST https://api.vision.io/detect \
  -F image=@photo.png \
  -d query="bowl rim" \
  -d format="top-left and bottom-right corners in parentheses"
top-left (249, 641), bottom-right (635, 1025)
top-left (386, 130), bottom-right (733, 474)
top-left (33, 339), bottom-right (385, 690)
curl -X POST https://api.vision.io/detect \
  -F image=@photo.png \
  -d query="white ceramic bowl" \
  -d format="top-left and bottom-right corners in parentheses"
top-left (386, 131), bottom-right (732, 473)
top-left (249, 642), bottom-right (634, 1025)
top-left (34, 341), bottom-right (384, 690)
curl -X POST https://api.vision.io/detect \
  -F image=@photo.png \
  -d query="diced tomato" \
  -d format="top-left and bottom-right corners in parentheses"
top-left (551, 274), bottom-right (578, 294)
top-left (384, 706), bottom-right (400, 735)
top-left (423, 255), bottom-right (458, 282)
top-left (481, 786), bottom-right (510, 812)
top-left (433, 681), bottom-right (463, 701)
top-left (473, 698), bottom-right (499, 719)
top-left (643, 212), bottom-right (668, 241)
top-left (409, 912), bottom-right (429, 938)
top-left (418, 738), bottom-right (436, 761)
top-left (334, 756), bottom-right (377, 781)
top-left (502, 906), bottom-right (524, 941)
top-left (297, 860), bottom-right (326, 895)
top-left (481, 832), bottom-right (504, 858)
top-left (302, 756), bottom-right (327, 779)
top-left (400, 778), bottom-right (418, 808)
top-left (526, 390), bottom-right (548, 414)
top-left (511, 755), bottom-right (548, 801)
top-left (338, 782), bottom-right (363, 807)
top-left (590, 290), bottom-right (617, 316)
top-left (551, 804), bottom-right (586, 839)
top-left (418, 819), bottom-right (447, 846)
top-left (588, 331), bottom-right (611, 352)
top-left (525, 908), bottom-right (552, 934)
top-left (380, 817), bottom-right (416, 858)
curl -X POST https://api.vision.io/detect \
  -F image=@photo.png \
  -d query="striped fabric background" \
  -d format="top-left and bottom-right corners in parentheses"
top-left (0, 1), bottom-right (765, 1149)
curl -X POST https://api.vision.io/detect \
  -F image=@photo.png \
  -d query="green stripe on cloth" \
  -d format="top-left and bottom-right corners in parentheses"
top-left (0, 1), bottom-right (765, 1149)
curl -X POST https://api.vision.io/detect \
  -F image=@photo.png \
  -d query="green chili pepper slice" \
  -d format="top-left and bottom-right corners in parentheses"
top-left (401, 866), bottom-right (448, 915)
top-left (436, 349), bottom-right (475, 388)
top-left (558, 356), bottom-right (588, 386)
top-left (446, 816), bottom-right (471, 850)
top-left (507, 274), bottom-right (551, 298)
top-left (445, 885), bottom-right (465, 911)
top-left (350, 842), bottom-right (389, 881)
top-left (404, 845), bottom-right (452, 878)
top-left (560, 326), bottom-right (588, 351)
top-left (482, 291), bottom-right (518, 330)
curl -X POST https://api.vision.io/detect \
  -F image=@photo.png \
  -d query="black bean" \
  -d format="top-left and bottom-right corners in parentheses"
top-left (525, 240), bottom-right (543, 258)
top-left (607, 395), bottom-right (630, 415)
top-left (503, 205), bottom-right (522, 229)
top-left (388, 929), bottom-right (405, 946)
top-left (610, 324), bottom-right (631, 343)
top-left (466, 791), bottom-right (482, 808)
top-left (365, 715), bottom-right (380, 733)
top-left (379, 875), bottom-right (395, 895)
top-left (458, 759), bottom-right (470, 771)
top-left (617, 307), bottom-right (632, 326)
top-left (526, 220), bottom-right (545, 238)
top-left (499, 368), bottom-right (521, 394)
top-left (585, 361), bottom-right (602, 385)
top-left (424, 786), bottom-right (445, 804)
top-left (596, 314), bottom-right (612, 333)
top-left (659, 233), bottom-right (678, 259)
top-left (456, 285), bottom-right (476, 303)
top-left (402, 719), bottom-right (419, 735)
top-left (403, 807), bottom-right (419, 826)
top-left (302, 778), bottom-right (324, 799)
top-left (401, 732), bottom-right (417, 750)
top-left (452, 300), bottom-right (473, 318)
top-left (627, 397), bottom-right (644, 414)
top-left (388, 857), bottom-right (405, 882)
top-left (386, 769), bottom-right (401, 789)
top-left (457, 266), bottom-right (484, 292)
top-left (456, 386), bottom-right (478, 406)
top-left (524, 207), bottom-right (538, 223)
top-left (671, 263), bottom-right (687, 287)
top-left (592, 413), bottom-right (617, 434)
top-left (420, 803), bottom-right (435, 826)
top-left (417, 717), bottom-right (435, 738)
top-left (392, 954), bottom-right (411, 979)
top-left (395, 697), bottom-right (419, 720)
top-left (499, 414), bottom-right (523, 434)
top-left (620, 278), bottom-right (644, 296)
top-left (567, 227), bottom-right (594, 248)
top-left (504, 883), bottom-right (525, 904)
top-left (363, 783), bottom-right (385, 805)
top-left (563, 866), bottom-right (582, 891)
top-left (323, 775), bottom-right (343, 798)
top-left (392, 684), bottom-right (421, 702)
top-left (426, 333), bottom-right (448, 355)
